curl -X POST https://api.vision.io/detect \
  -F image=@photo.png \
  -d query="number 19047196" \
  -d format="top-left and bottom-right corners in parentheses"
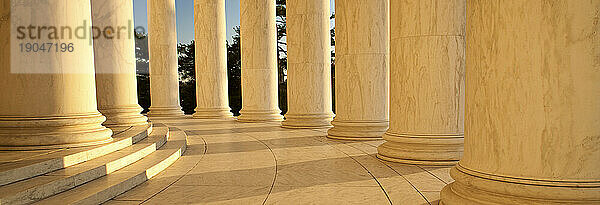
top-left (19, 42), bottom-right (74, 53)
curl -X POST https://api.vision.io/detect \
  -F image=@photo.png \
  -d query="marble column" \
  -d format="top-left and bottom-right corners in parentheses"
top-left (192, 0), bottom-right (233, 119)
top-left (281, 0), bottom-right (334, 128)
top-left (237, 0), bottom-right (283, 122)
top-left (441, 1), bottom-right (600, 204)
top-left (147, 0), bottom-right (184, 116)
top-left (327, 0), bottom-right (389, 140)
top-left (0, 0), bottom-right (113, 149)
top-left (92, 0), bottom-right (148, 128)
top-left (377, 0), bottom-right (465, 165)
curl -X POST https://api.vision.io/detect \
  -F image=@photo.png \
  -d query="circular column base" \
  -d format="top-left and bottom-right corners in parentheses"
top-left (237, 109), bottom-right (283, 122)
top-left (440, 163), bottom-right (600, 205)
top-left (147, 106), bottom-right (185, 117)
top-left (192, 108), bottom-right (234, 119)
top-left (376, 154), bottom-right (458, 166)
top-left (0, 113), bottom-right (114, 150)
top-left (281, 113), bottom-right (334, 129)
top-left (99, 106), bottom-right (148, 128)
top-left (326, 120), bottom-right (388, 140)
top-left (377, 132), bottom-right (463, 165)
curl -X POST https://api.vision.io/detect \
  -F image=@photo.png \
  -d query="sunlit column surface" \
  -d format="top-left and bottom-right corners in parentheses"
top-left (282, 0), bottom-right (334, 128)
top-left (0, 0), bottom-right (113, 149)
top-left (237, 0), bottom-right (283, 122)
top-left (92, 0), bottom-right (148, 128)
top-left (377, 0), bottom-right (465, 165)
top-left (441, 1), bottom-right (600, 204)
top-left (192, 0), bottom-right (233, 119)
top-left (147, 0), bottom-right (184, 116)
top-left (327, 0), bottom-right (390, 140)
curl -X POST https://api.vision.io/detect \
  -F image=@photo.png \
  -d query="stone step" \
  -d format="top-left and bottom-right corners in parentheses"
top-left (0, 125), bottom-right (153, 186)
top-left (34, 130), bottom-right (187, 205)
top-left (0, 126), bottom-right (169, 205)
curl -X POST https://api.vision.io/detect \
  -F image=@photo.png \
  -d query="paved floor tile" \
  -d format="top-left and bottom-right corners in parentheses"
top-left (111, 118), bottom-right (452, 204)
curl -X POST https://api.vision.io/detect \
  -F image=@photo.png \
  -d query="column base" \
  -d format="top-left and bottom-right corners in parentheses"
top-left (0, 113), bottom-right (114, 150)
top-left (281, 113), bottom-right (334, 129)
top-left (326, 120), bottom-right (388, 140)
top-left (147, 106), bottom-right (184, 117)
top-left (440, 163), bottom-right (600, 205)
top-left (237, 109), bottom-right (283, 122)
top-left (99, 105), bottom-right (148, 128)
top-left (377, 131), bottom-right (463, 165)
top-left (192, 108), bottom-right (233, 119)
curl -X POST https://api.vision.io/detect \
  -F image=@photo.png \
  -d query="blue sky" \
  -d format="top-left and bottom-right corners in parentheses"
top-left (133, 0), bottom-right (334, 43)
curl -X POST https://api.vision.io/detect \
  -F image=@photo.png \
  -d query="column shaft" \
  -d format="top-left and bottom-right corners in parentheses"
top-left (238, 0), bottom-right (283, 122)
top-left (327, 0), bottom-right (390, 140)
top-left (441, 1), bottom-right (600, 204)
top-left (192, 0), bottom-right (233, 119)
top-left (377, 0), bottom-right (465, 165)
top-left (282, 0), bottom-right (334, 128)
top-left (92, 0), bottom-right (148, 128)
top-left (0, 0), bottom-right (112, 150)
top-left (147, 0), bottom-right (184, 116)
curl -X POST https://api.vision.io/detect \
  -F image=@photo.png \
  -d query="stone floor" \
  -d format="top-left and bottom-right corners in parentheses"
top-left (106, 116), bottom-right (452, 205)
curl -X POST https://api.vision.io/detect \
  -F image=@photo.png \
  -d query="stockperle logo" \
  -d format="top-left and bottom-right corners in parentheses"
top-left (9, 0), bottom-right (145, 74)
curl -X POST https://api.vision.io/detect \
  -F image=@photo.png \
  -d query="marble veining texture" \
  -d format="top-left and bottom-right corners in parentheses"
top-left (0, 0), bottom-right (112, 148)
top-left (92, 0), bottom-right (148, 127)
top-left (147, 0), bottom-right (183, 116)
top-left (238, 0), bottom-right (282, 121)
top-left (193, 0), bottom-right (233, 119)
top-left (282, 0), bottom-right (334, 128)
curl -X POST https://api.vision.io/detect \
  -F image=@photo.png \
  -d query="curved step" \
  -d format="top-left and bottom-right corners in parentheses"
top-left (34, 129), bottom-right (188, 205)
top-left (0, 126), bottom-right (168, 205)
top-left (0, 125), bottom-right (153, 186)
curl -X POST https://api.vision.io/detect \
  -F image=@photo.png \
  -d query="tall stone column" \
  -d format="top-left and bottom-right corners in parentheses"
top-left (237, 0), bottom-right (283, 122)
top-left (92, 0), bottom-right (148, 128)
top-left (192, 0), bottom-right (233, 119)
top-left (377, 0), bottom-right (465, 165)
top-left (441, 1), bottom-right (600, 204)
top-left (147, 0), bottom-right (184, 116)
top-left (0, 0), bottom-right (113, 149)
top-left (281, 0), bottom-right (334, 128)
top-left (327, 0), bottom-right (389, 140)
